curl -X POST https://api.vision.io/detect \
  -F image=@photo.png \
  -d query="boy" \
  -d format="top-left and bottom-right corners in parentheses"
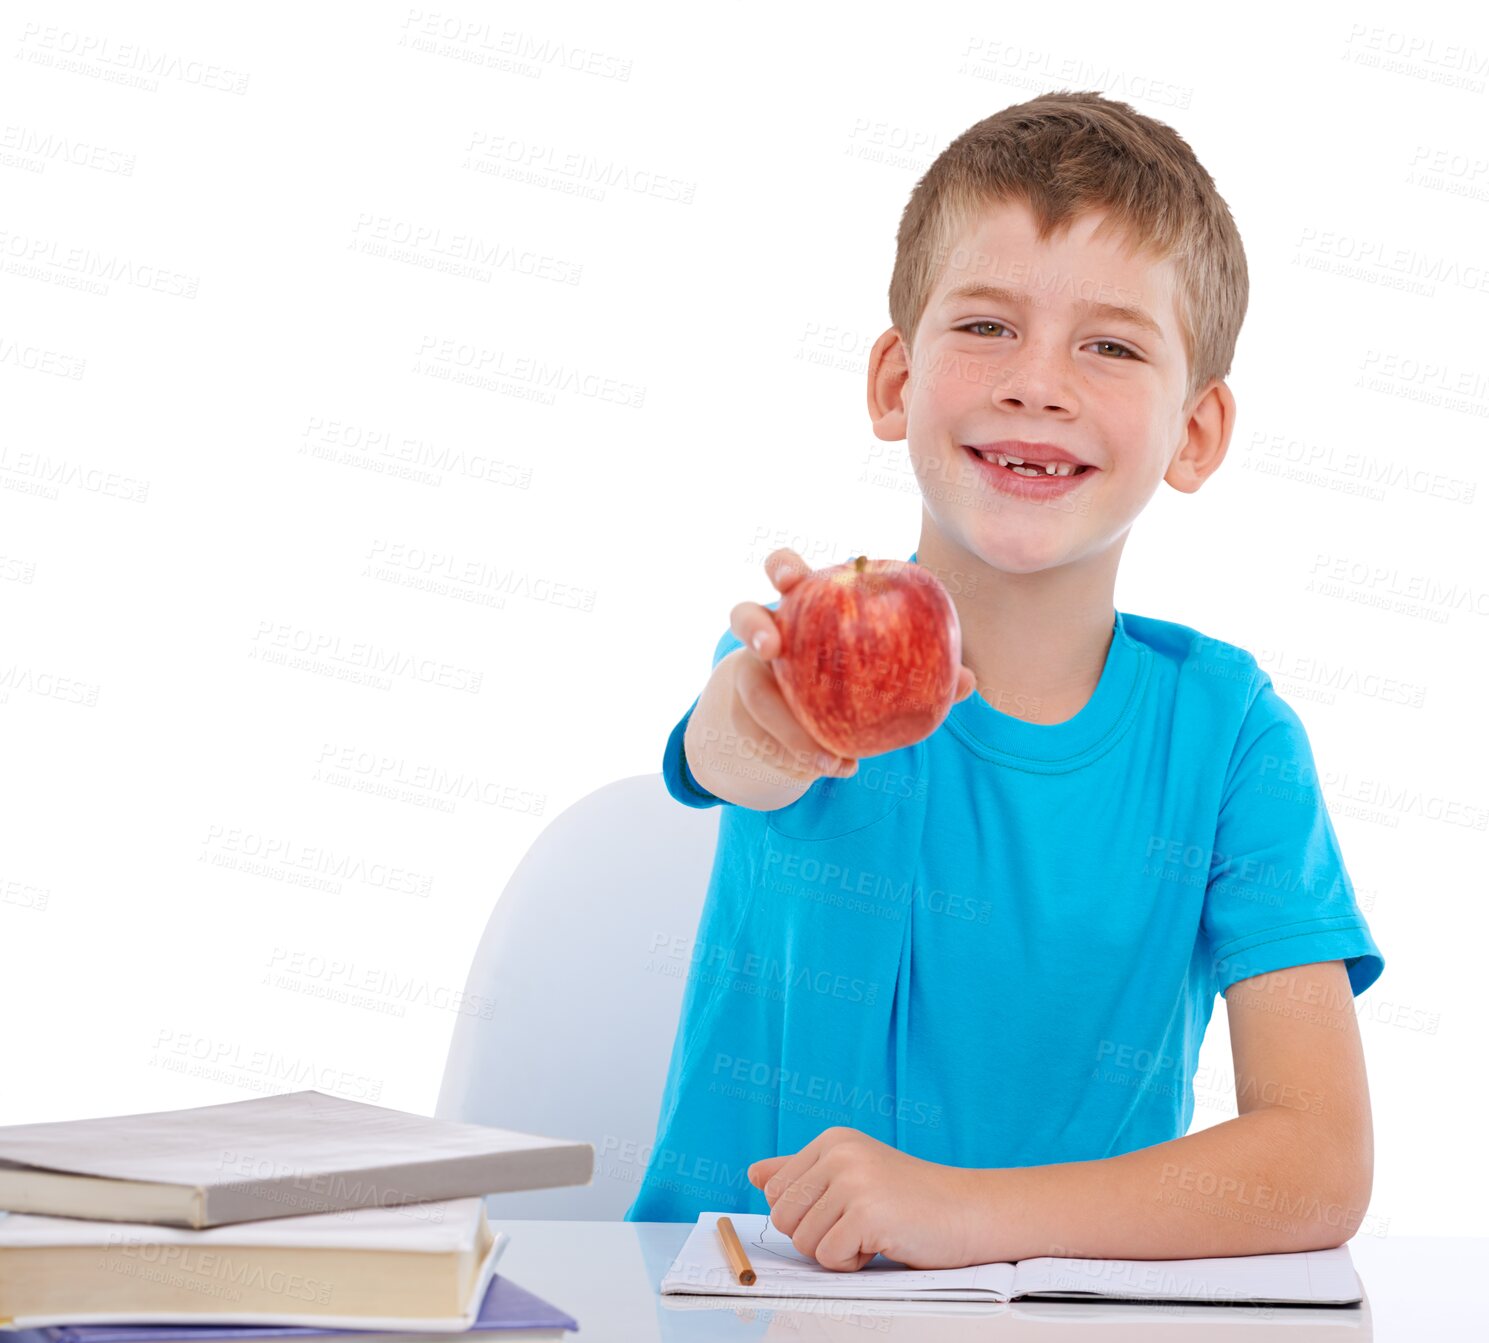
top-left (623, 91), bottom-right (1383, 1274)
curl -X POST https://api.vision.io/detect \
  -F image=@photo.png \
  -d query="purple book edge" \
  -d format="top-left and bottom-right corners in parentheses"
top-left (0, 1275), bottom-right (579, 1341)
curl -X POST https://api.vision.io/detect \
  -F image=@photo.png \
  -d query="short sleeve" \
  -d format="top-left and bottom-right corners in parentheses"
top-left (1201, 677), bottom-right (1384, 998)
top-left (661, 623), bottom-right (747, 809)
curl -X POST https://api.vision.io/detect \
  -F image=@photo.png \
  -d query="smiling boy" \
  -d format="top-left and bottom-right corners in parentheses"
top-left (624, 91), bottom-right (1384, 1273)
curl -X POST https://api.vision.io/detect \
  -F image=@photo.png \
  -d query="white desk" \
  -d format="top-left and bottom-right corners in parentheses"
top-left (492, 1221), bottom-right (1483, 1342)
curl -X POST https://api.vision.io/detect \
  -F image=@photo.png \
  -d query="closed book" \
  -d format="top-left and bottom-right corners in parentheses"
top-left (0, 1092), bottom-right (592, 1228)
top-left (0, 1272), bottom-right (577, 1342)
top-left (0, 1197), bottom-right (504, 1330)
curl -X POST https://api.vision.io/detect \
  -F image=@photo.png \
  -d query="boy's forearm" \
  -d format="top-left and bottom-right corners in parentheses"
top-left (965, 1106), bottom-right (1373, 1262)
top-left (685, 652), bottom-right (813, 812)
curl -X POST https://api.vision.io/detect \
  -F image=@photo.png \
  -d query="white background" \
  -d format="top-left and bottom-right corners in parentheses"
top-left (2, 0), bottom-right (1485, 1237)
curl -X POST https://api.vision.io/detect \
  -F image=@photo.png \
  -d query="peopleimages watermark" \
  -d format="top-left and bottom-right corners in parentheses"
top-left (15, 23), bottom-right (251, 94)
top-left (1141, 833), bottom-right (1354, 907)
top-left (0, 336), bottom-right (87, 382)
top-left (762, 846), bottom-right (993, 926)
top-left (348, 211), bottom-right (584, 286)
top-left (199, 822), bottom-right (434, 899)
top-left (0, 444), bottom-right (144, 500)
top-left (411, 333), bottom-right (645, 408)
top-left (957, 38), bottom-right (1194, 110)
top-left (595, 1134), bottom-right (753, 1197)
top-left (0, 225), bottom-right (199, 299)
top-left (313, 741), bottom-right (546, 817)
top-left (214, 1151), bottom-right (452, 1222)
top-left (101, 1230), bottom-right (331, 1304)
top-left (708, 1053), bottom-right (943, 1130)
top-left (1157, 1162), bottom-right (1385, 1237)
top-left (0, 122), bottom-right (137, 176)
top-left (363, 537), bottom-right (597, 613)
top-left (643, 930), bottom-right (880, 1006)
top-left (1, 874), bottom-right (51, 912)
top-left (264, 946), bottom-right (496, 1020)
top-left (0, 659), bottom-right (101, 708)
top-left (1094, 1041), bottom-right (1325, 1116)
top-left (249, 618), bottom-right (482, 694)
top-left (1240, 427), bottom-right (1476, 506)
top-left (148, 1029), bottom-right (384, 1103)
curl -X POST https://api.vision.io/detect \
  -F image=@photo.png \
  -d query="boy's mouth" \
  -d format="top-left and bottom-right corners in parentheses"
top-left (960, 443), bottom-right (1098, 500)
top-left (962, 444), bottom-right (1096, 477)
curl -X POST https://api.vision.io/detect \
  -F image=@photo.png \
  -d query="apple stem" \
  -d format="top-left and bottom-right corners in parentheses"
top-left (855, 555), bottom-right (866, 572)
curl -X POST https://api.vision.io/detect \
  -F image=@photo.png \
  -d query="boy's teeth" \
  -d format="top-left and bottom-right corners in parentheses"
top-left (979, 450), bottom-right (1079, 477)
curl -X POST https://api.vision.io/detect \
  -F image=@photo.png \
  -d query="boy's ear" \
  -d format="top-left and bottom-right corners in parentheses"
top-left (866, 327), bottom-right (911, 442)
top-left (1166, 378), bottom-right (1237, 493)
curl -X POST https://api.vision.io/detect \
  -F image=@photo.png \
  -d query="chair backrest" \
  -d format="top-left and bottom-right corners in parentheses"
top-left (436, 772), bottom-right (720, 1219)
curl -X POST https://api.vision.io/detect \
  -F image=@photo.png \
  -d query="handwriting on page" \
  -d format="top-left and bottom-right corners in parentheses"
top-left (750, 1216), bottom-right (955, 1284)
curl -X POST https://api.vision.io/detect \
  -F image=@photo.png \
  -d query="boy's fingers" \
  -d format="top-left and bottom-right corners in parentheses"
top-left (730, 601), bottom-right (781, 660)
top-left (735, 657), bottom-right (856, 777)
top-left (955, 665), bottom-right (978, 702)
top-left (763, 547), bottom-right (811, 593)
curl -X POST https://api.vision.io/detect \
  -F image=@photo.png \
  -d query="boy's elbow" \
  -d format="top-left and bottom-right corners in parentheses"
top-left (1298, 1169), bottom-right (1371, 1252)
top-left (1314, 1112), bottom-right (1374, 1247)
top-left (1341, 1154), bottom-right (1374, 1245)
top-left (1342, 1105), bottom-right (1374, 1238)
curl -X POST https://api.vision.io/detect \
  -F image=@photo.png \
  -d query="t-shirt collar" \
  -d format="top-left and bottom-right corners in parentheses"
top-left (908, 550), bottom-right (1147, 770)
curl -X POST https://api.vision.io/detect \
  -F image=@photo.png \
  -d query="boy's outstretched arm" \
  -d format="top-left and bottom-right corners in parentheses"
top-left (980, 958), bottom-right (1374, 1261)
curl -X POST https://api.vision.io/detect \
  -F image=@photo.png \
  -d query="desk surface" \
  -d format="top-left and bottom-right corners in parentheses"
top-left (493, 1221), bottom-right (1482, 1342)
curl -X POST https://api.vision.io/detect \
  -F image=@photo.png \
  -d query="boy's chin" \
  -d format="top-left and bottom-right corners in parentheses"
top-left (959, 526), bottom-right (1079, 575)
top-left (977, 553), bottom-right (1070, 576)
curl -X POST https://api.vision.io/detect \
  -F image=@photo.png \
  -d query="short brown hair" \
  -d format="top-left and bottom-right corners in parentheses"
top-left (888, 90), bottom-right (1248, 408)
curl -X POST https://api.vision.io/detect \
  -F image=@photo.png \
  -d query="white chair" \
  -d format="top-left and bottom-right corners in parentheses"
top-left (435, 772), bottom-right (720, 1220)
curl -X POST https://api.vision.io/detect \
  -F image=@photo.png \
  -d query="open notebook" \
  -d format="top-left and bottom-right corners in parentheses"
top-left (660, 1212), bottom-right (1363, 1306)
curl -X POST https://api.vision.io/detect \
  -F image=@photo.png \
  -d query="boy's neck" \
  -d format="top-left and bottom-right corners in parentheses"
top-left (914, 524), bottom-right (1125, 727)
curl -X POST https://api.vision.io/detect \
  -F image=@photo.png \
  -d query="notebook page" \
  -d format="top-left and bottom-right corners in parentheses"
top-left (660, 1211), bottom-right (1017, 1301)
top-left (1010, 1244), bottom-right (1360, 1304)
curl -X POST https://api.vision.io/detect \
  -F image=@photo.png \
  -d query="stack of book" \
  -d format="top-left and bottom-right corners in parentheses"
top-left (0, 1091), bottom-right (590, 1340)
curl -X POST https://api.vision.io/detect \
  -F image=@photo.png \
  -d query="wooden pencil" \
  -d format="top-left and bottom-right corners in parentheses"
top-left (716, 1215), bottom-right (757, 1285)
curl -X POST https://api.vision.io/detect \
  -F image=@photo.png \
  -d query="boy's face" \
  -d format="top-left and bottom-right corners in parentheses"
top-left (878, 198), bottom-right (1217, 576)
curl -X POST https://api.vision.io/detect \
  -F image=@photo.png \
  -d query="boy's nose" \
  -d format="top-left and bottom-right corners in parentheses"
top-left (981, 347), bottom-right (1079, 415)
top-left (992, 382), bottom-right (1078, 417)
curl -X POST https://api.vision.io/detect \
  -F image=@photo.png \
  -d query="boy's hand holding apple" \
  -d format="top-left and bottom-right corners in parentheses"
top-left (683, 548), bottom-right (976, 811)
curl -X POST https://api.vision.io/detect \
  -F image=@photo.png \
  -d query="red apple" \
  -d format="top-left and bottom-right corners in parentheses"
top-left (770, 555), bottom-right (962, 759)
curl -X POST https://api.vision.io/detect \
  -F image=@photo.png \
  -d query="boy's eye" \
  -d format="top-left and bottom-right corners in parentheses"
top-left (1089, 339), bottom-right (1138, 360)
top-left (956, 321), bottom-right (1139, 360)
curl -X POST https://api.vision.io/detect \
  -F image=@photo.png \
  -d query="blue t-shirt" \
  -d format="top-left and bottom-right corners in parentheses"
top-left (624, 555), bottom-right (1384, 1223)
